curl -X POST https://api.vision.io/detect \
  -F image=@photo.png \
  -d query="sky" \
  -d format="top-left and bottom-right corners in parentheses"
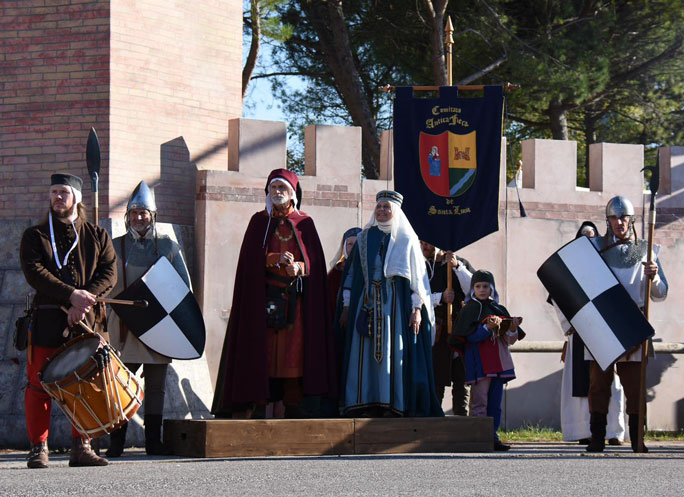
top-left (242, 72), bottom-right (289, 122)
top-left (241, 26), bottom-right (305, 124)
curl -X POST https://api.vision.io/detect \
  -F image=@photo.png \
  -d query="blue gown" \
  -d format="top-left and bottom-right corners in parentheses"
top-left (339, 227), bottom-right (443, 417)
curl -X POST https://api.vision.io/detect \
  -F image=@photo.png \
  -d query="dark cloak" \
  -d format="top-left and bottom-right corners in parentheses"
top-left (211, 210), bottom-right (337, 416)
top-left (426, 256), bottom-right (474, 386)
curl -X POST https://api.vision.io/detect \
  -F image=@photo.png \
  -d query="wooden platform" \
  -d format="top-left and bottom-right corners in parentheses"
top-left (164, 416), bottom-right (493, 458)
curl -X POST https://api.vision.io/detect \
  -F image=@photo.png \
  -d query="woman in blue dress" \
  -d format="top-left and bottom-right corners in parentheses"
top-left (339, 190), bottom-right (443, 417)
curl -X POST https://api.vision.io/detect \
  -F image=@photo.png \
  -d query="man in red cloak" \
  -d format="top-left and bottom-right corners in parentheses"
top-left (212, 169), bottom-right (337, 418)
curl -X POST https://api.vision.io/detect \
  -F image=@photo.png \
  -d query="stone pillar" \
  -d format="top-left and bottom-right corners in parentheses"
top-left (230, 119), bottom-right (287, 175)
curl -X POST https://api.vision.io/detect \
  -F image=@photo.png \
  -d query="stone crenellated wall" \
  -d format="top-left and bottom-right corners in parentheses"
top-left (197, 122), bottom-right (684, 431)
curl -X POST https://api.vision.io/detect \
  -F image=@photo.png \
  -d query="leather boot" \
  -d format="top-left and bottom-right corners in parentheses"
top-left (629, 416), bottom-right (649, 453)
top-left (69, 438), bottom-right (109, 467)
top-left (105, 422), bottom-right (128, 458)
top-left (27, 441), bottom-right (49, 469)
top-left (586, 413), bottom-right (607, 453)
top-left (144, 414), bottom-right (166, 456)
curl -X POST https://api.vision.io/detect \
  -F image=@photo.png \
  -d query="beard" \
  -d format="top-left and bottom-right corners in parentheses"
top-left (272, 193), bottom-right (291, 207)
top-left (131, 221), bottom-right (152, 235)
top-left (50, 202), bottom-right (76, 219)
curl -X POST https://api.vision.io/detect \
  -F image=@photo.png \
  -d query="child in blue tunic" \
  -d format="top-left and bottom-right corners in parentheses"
top-left (449, 270), bottom-right (525, 450)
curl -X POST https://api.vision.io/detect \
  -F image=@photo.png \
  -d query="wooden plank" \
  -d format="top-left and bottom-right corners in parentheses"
top-left (354, 417), bottom-right (493, 454)
top-left (163, 416), bottom-right (493, 458)
top-left (204, 419), bottom-right (355, 458)
top-left (164, 419), bottom-right (208, 458)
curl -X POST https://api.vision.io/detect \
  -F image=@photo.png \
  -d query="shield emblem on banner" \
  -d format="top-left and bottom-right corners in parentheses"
top-left (419, 131), bottom-right (477, 197)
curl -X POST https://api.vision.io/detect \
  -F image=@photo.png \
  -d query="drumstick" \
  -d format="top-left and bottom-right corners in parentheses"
top-left (60, 306), bottom-right (97, 334)
top-left (97, 298), bottom-right (148, 308)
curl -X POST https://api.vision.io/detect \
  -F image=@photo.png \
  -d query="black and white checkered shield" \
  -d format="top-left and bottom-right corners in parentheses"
top-left (537, 236), bottom-right (654, 371)
top-left (111, 256), bottom-right (205, 359)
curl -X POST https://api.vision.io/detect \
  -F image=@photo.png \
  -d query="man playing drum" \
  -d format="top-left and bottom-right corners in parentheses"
top-left (20, 173), bottom-right (117, 468)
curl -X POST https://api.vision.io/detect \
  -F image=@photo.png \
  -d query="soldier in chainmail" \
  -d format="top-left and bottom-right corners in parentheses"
top-left (585, 196), bottom-right (668, 453)
top-left (106, 181), bottom-right (191, 457)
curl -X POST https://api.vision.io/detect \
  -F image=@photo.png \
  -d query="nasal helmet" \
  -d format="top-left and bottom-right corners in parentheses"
top-left (124, 181), bottom-right (157, 231)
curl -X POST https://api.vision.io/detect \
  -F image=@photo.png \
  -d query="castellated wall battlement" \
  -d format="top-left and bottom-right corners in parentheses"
top-left (197, 120), bottom-right (684, 430)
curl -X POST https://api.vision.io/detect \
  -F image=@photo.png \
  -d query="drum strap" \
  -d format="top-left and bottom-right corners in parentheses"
top-left (119, 235), bottom-right (129, 343)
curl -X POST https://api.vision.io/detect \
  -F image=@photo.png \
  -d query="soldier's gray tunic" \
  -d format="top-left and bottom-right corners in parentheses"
top-left (107, 229), bottom-right (191, 364)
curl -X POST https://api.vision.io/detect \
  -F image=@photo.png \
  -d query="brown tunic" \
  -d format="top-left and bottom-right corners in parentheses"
top-left (20, 215), bottom-right (117, 348)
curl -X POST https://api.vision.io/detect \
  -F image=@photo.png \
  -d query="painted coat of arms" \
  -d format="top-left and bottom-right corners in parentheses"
top-left (419, 131), bottom-right (477, 197)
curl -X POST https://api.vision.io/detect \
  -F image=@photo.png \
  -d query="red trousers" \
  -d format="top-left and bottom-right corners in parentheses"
top-left (26, 345), bottom-right (83, 444)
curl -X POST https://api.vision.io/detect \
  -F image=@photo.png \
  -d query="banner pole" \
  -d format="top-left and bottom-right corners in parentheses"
top-left (445, 16), bottom-right (453, 87)
top-left (379, 83), bottom-right (520, 93)
top-left (445, 16), bottom-right (454, 335)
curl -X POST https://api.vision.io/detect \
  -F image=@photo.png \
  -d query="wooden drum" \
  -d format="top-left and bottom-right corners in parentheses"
top-left (39, 334), bottom-right (144, 438)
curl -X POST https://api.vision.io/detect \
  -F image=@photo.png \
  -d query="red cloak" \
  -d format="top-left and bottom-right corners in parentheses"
top-left (211, 209), bottom-right (337, 415)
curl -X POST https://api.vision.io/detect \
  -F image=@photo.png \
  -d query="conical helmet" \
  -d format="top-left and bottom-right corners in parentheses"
top-left (605, 196), bottom-right (634, 218)
top-left (127, 181), bottom-right (157, 213)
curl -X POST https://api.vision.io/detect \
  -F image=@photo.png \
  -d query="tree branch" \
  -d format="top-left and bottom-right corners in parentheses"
top-left (242, 0), bottom-right (261, 99)
top-left (251, 71), bottom-right (328, 79)
top-left (507, 114), bottom-right (550, 129)
top-left (423, 0), bottom-right (449, 85)
top-left (583, 35), bottom-right (684, 108)
top-left (455, 55), bottom-right (508, 85)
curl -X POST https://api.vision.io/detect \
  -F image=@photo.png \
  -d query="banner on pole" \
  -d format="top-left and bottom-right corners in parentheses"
top-left (393, 86), bottom-right (504, 251)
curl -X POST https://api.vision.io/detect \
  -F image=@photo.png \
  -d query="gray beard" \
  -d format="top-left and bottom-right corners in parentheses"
top-left (132, 225), bottom-right (151, 236)
top-left (272, 196), bottom-right (290, 206)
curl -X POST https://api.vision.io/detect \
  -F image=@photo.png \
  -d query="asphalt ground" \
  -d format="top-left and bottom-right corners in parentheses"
top-left (2, 442), bottom-right (684, 497)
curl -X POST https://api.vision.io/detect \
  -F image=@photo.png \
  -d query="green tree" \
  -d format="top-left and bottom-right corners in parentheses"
top-left (243, 0), bottom-right (684, 179)
top-left (496, 1), bottom-right (684, 137)
top-left (242, 0), bottom-right (294, 98)
top-left (256, 0), bottom-right (505, 177)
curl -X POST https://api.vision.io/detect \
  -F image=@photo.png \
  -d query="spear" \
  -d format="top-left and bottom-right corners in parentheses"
top-left (85, 127), bottom-right (102, 453)
top-left (637, 152), bottom-right (660, 453)
top-left (86, 128), bottom-right (101, 226)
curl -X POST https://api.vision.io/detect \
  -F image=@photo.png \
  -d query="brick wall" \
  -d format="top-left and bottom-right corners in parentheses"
top-left (108, 0), bottom-right (242, 223)
top-left (0, 0), bottom-right (110, 223)
top-left (1, 0), bottom-right (242, 225)
top-left (0, 1), bottom-right (242, 448)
